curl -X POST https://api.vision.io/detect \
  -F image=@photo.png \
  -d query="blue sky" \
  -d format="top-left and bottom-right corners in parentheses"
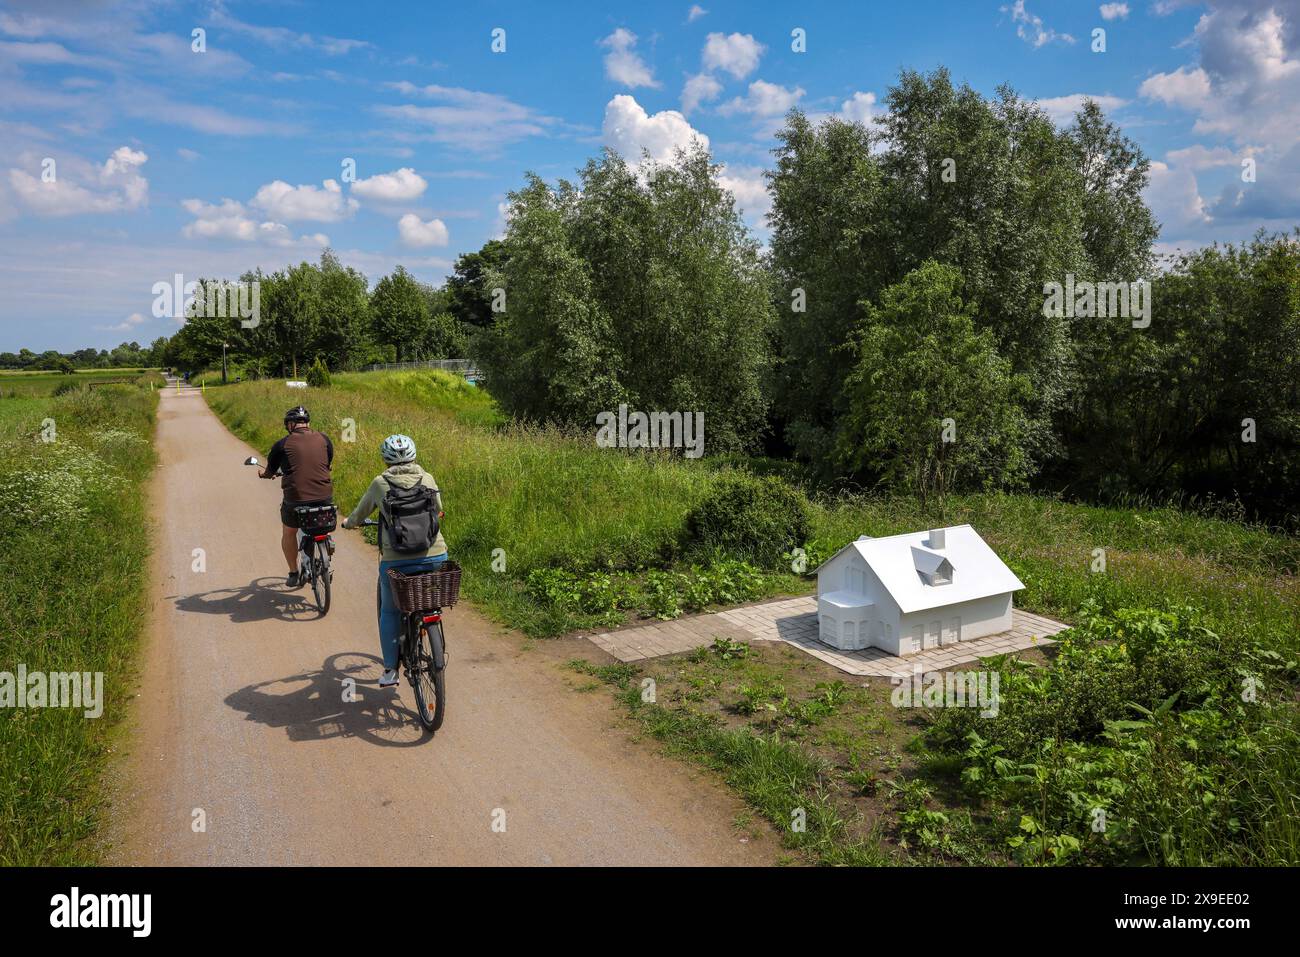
top-left (2, 0), bottom-right (1296, 351)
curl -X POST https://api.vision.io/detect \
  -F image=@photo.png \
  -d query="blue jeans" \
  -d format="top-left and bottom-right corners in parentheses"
top-left (377, 555), bottom-right (448, 669)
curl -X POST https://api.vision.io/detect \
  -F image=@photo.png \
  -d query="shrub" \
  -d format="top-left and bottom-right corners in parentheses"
top-left (684, 473), bottom-right (812, 568)
top-left (305, 356), bottom-right (332, 388)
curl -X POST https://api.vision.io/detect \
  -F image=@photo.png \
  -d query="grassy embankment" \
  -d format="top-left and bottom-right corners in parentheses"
top-left (209, 370), bottom-right (1300, 865)
top-left (0, 375), bottom-right (159, 864)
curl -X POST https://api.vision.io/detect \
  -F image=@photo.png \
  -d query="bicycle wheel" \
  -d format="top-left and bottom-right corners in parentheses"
top-left (312, 550), bottom-right (331, 615)
top-left (410, 619), bottom-right (446, 733)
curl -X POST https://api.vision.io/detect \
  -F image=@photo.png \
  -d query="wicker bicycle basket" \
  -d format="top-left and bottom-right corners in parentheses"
top-left (387, 561), bottom-right (462, 613)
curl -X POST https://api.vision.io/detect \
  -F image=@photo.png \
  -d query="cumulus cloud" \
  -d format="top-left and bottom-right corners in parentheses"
top-left (1139, 66), bottom-right (1212, 111)
top-left (701, 32), bottom-right (764, 79)
top-left (1002, 1), bottom-right (1075, 47)
top-left (681, 73), bottom-right (723, 114)
top-left (1099, 3), bottom-right (1129, 20)
top-left (717, 163), bottom-right (771, 221)
top-left (250, 178), bottom-right (357, 222)
top-left (350, 167), bottom-right (427, 202)
top-left (687, 5), bottom-right (708, 23)
top-left (600, 28), bottom-right (658, 88)
top-left (7, 145), bottom-right (148, 216)
top-left (1036, 93), bottom-right (1129, 124)
top-left (397, 213), bottom-right (450, 246)
top-left (718, 79), bottom-right (805, 117)
top-left (602, 94), bottom-right (708, 164)
top-left (840, 91), bottom-right (879, 125)
top-left (180, 197), bottom-right (329, 247)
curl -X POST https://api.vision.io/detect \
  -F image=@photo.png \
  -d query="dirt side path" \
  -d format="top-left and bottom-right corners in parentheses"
top-left (106, 387), bottom-right (775, 865)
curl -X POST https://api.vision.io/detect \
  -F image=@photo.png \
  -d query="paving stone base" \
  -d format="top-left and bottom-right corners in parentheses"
top-left (582, 596), bottom-right (1069, 678)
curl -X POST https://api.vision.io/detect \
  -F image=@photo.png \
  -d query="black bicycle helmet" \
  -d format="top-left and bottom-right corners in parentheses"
top-left (284, 405), bottom-right (310, 426)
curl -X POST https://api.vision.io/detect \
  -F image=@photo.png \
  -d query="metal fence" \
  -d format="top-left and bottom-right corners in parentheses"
top-left (365, 359), bottom-right (480, 378)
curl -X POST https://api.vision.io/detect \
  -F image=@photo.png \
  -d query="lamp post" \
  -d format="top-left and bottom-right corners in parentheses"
top-left (222, 342), bottom-right (228, 384)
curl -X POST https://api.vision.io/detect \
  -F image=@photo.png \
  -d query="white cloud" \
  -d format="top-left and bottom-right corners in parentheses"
top-left (180, 197), bottom-right (329, 247)
top-left (398, 213), bottom-right (450, 247)
top-left (1036, 93), bottom-right (1129, 124)
top-left (377, 84), bottom-right (563, 152)
top-left (681, 73), bottom-right (723, 114)
top-left (350, 167), bottom-right (427, 202)
top-left (602, 94), bottom-right (709, 164)
top-left (717, 164), bottom-right (771, 221)
top-left (1002, 1), bottom-right (1075, 47)
top-left (1099, 3), bottom-right (1129, 20)
top-left (207, 1), bottom-right (370, 57)
top-left (250, 179), bottom-right (357, 222)
top-left (701, 32), bottom-right (764, 79)
top-left (7, 145), bottom-right (148, 217)
top-left (1139, 66), bottom-right (1212, 111)
top-left (718, 79), bottom-right (805, 117)
top-left (688, 5), bottom-right (708, 23)
top-left (177, 148), bottom-right (200, 161)
top-left (840, 91), bottom-right (879, 125)
top-left (600, 28), bottom-right (658, 89)
top-left (97, 311), bottom-right (147, 332)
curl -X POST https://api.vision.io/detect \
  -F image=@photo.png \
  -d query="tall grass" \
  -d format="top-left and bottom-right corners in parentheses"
top-left (210, 371), bottom-right (1299, 657)
top-left (0, 384), bottom-right (157, 864)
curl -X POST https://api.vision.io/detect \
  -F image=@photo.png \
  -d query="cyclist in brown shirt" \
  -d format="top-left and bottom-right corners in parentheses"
top-left (259, 406), bottom-right (334, 587)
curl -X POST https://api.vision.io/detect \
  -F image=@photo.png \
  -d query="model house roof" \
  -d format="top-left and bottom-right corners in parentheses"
top-left (816, 524), bottom-right (1024, 614)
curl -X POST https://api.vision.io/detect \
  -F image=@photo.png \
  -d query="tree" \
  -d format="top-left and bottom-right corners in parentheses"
top-left (835, 261), bottom-right (1031, 508)
top-left (314, 250), bottom-right (370, 370)
top-left (447, 239), bottom-right (509, 329)
top-left (370, 266), bottom-right (429, 362)
top-left (477, 144), bottom-right (774, 452)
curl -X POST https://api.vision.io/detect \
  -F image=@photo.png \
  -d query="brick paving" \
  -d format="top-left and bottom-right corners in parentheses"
top-left (581, 596), bottom-right (1069, 678)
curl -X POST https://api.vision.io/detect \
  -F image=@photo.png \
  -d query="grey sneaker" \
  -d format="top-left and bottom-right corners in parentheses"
top-left (286, 570), bottom-right (301, 588)
top-left (379, 668), bottom-right (399, 688)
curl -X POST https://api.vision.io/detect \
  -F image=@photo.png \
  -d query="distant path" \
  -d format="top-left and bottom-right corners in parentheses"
top-left (107, 386), bottom-right (773, 865)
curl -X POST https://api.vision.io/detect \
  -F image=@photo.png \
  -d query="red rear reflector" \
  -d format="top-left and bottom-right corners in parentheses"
top-left (422, 614), bottom-right (441, 624)
top-left (313, 534), bottom-right (328, 542)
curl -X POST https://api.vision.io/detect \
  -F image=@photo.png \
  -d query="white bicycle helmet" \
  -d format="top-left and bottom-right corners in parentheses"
top-left (380, 433), bottom-right (417, 465)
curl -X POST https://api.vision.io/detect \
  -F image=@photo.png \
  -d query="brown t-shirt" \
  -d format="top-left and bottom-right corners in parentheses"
top-left (264, 427), bottom-right (334, 502)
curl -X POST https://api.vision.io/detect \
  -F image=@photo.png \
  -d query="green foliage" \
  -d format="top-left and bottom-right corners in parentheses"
top-left (927, 603), bottom-right (1300, 865)
top-left (477, 144), bottom-right (774, 454)
top-left (684, 472), bottom-right (812, 568)
top-left (835, 261), bottom-right (1032, 505)
top-left (370, 264), bottom-right (429, 363)
top-left (304, 356), bottom-right (331, 388)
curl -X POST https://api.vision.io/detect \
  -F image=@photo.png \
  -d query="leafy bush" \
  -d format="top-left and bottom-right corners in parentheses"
top-left (685, 473), bottom-right (812, 568)
top-left (927, 602), bottom-right (1299, 865)
top-left (305, 356), bottom-right (332, 388)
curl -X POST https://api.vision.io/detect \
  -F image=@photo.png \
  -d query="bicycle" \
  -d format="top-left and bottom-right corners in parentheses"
top-left (294, 504), bottom-right (336, 615)
top-left (243, 454), bottom-right (334, 615)
top-left (361, 519), bottom-right (458, 733)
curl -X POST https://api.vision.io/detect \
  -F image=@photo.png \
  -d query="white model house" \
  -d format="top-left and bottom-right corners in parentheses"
top-left (815, 525), bottom-right (1024, 655)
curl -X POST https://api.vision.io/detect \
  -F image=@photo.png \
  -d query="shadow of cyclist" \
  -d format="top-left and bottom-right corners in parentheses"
top-left (170, 576), bottom-right (322, 624)
top-left (223, 651), bottom-right (431, 748)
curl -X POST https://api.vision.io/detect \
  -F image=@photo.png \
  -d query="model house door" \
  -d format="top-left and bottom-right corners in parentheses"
top-left (924, 620), bottom-right (941, 650)
top-left (910, 624), bottom-right (923, 653)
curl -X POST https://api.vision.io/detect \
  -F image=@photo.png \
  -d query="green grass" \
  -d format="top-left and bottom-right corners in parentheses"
top-left (209, 370), bottom-right (1299, 659)
top-left (0, 368), bottom-right (162, 398)
top-left (0, 383), bottom-right (158, 864)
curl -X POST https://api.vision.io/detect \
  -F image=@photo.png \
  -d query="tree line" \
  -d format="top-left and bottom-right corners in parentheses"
top-left (17, 67), bottom-right (1298, 525)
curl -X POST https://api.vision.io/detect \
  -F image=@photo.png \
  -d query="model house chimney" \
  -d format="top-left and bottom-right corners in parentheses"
top-left (928, 528), bottom-right (946, 550)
